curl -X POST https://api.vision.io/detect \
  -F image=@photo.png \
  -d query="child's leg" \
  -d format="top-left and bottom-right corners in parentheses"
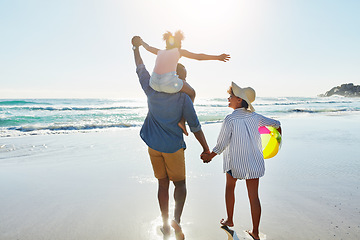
top-left (246, 178), bottom-right (261, 239)
top-left (177, 81), bottom-right (195, 136)
top-left (180, 81), bottom-right (195, 102)
top-left (220, 172), bottom-right (237, 227)
top-left (178, 118), bottom-right (188, 136)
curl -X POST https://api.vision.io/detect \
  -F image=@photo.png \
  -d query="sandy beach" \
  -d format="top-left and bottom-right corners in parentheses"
top-left (1, 115), bottom-right (360, 240)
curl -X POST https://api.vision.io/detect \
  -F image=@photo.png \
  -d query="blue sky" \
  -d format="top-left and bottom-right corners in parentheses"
top-left (1, 0), bottom-right (359, 98)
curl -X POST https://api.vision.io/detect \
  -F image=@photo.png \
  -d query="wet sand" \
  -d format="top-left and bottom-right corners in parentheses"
top-left (0, 115), bottom-right (359, 240)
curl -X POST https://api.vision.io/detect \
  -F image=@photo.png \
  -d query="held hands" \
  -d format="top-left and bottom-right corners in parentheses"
top-left (218, 54), bottom-right (230, 62)
top-left (201, 151), bottom-right (214, 163)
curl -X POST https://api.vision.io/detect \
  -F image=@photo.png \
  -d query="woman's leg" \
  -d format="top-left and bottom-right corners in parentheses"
top-left (246, 178), bottom-right (261, 239)
top-left (220, 172), bottom-right (237, 227)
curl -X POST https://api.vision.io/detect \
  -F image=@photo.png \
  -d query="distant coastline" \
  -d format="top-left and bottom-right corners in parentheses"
top-left (319, 83), bottom-right (360, 97)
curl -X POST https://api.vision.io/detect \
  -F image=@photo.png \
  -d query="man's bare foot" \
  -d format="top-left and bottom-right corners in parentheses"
top-left (220, 218), bottom-right (234, 227)
top-left (178, 120), bottom-right (188, 136)
top-left (246, 230), bottom-right (260, 240)
top-left (160, 224), bottom-right (170, 237)
top-left (171, 220), bottom-right (185, 240)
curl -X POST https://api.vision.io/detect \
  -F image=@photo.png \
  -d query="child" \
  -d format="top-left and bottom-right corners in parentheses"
top-left (201, 82), bottom-right (281, 240)
top-left (138, 30), bottom-right (230, 135)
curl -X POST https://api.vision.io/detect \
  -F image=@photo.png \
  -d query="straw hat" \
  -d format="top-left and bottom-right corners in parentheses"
top-left (231, 81), bottom-right (256, 112)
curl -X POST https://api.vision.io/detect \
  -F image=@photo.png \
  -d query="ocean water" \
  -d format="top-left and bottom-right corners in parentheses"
top-left (1, 96), bottom-right (360, 137)
top-left (1, 98), bottom-right (360, 240)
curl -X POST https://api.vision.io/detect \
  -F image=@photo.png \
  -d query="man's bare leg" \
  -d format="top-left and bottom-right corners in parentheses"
top-left (158, 178), bottom-right (170, 236)
top-left (171, 180), bottom-right (186, 240)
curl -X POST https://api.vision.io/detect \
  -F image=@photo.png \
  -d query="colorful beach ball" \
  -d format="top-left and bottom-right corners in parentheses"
top-left (259, 126), bottom-right (282, 159)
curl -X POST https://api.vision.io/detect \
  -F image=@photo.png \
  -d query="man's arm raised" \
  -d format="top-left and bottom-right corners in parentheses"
top-left (132, 36), bottom-right (143, 67)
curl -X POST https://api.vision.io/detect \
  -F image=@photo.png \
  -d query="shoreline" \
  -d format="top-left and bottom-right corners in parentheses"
top-left (2, 96), bottom-right (360, 138)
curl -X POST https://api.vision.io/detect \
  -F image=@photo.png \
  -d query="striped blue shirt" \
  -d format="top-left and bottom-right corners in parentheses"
top-left (213, 108), bottom-right (281, 179)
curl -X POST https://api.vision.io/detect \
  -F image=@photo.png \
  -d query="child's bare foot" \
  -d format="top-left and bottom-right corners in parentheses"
top-left (178, 120), bottom-right (188, 136)
top-left (220, 218), bottom-right (234, 227)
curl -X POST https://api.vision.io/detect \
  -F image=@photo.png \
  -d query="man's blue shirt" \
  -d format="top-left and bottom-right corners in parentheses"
top-left (136, 64), bottom-right (201, 153)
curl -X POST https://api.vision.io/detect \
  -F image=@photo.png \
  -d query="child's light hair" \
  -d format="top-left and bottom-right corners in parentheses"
top-left (163, 30), bottom-right (184, 49)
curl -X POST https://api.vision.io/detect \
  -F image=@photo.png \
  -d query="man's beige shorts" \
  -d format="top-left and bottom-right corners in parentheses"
top-left (148, 147), bottom-right (185, 182)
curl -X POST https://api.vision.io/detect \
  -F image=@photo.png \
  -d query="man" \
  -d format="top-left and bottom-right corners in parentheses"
top-left (132, 36), bottom-right (210, 239)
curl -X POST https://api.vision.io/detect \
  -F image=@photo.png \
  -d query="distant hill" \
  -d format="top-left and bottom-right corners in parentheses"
top-left (319, 83), bottom-right (360, 97)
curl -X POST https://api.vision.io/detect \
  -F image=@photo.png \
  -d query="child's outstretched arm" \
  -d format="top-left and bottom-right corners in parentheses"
top-left (140, 39), bottom-right (160, 55)
top-left (179, 49), bottom-right (230, 62)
